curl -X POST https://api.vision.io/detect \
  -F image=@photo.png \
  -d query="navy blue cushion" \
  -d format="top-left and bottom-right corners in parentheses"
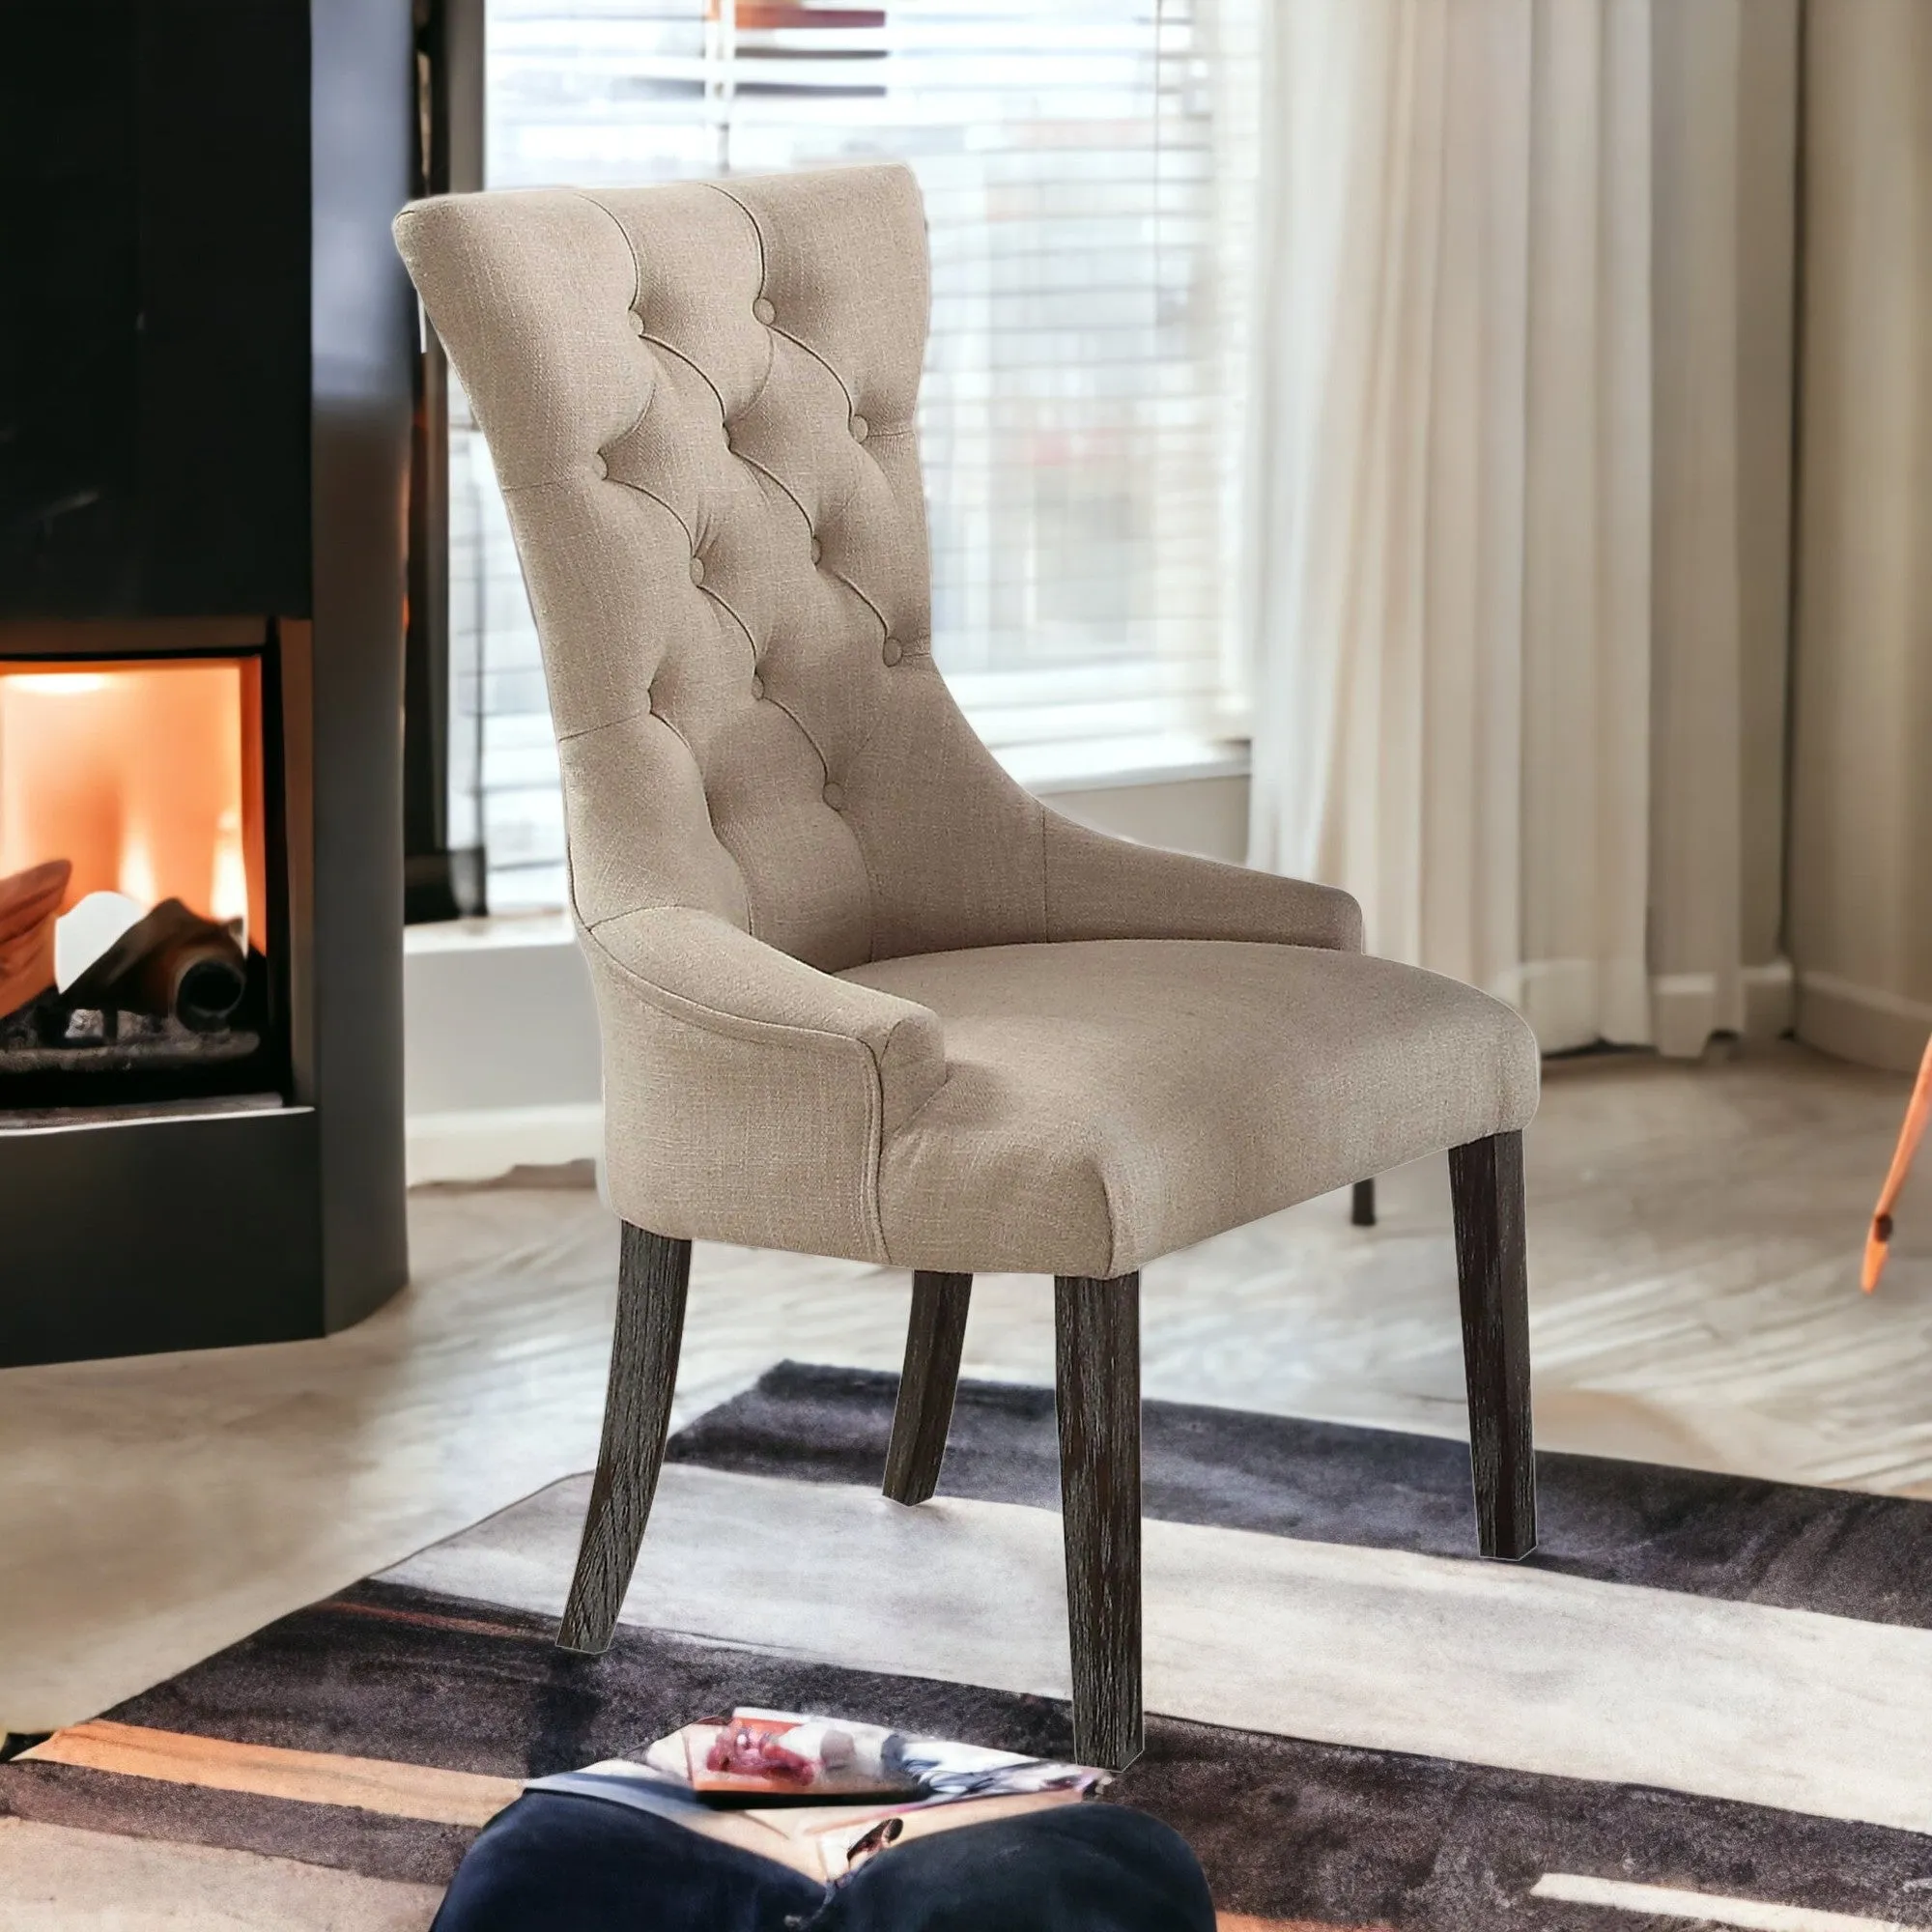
top-left (433, 1791), bottom-right (1214, 1932)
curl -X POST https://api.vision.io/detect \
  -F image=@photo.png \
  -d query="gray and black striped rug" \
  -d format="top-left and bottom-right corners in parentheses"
top-left (8, 1362), bottom-right (1932, 1929)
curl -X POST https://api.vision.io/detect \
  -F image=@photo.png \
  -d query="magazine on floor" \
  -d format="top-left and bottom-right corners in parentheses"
top-left (525, 1709), bottom-right (1110, 1882)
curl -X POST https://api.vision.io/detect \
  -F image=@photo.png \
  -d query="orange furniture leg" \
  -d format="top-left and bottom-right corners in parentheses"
top-left (1863, 1033), bottom-right (1932, 1293)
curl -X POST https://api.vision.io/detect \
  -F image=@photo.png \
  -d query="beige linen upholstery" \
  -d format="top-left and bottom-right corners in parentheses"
top-left (845, 943), bottom-right (1533, 1278)
top-left (394, 164), bottom-right (1538, 1278)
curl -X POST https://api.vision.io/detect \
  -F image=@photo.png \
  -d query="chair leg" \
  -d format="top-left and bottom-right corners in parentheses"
top-left (1054, 1271), bottom-right (1143, 1772)
top-left (883, 1271), bottom-right (973, 1505)
top-left (556, 1224), bottom-right (692, 1655)
top-left (1351, 1177), bottom-right (1378, 1227)
top-left (1447, 1131), bottom-right (1537, 1560)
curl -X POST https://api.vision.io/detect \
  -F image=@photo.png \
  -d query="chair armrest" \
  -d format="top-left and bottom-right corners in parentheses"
top-left (582, 906), bottom-right (947, 1134)
top-left (1041, 810), bottom-right (1363, 952)
top-left (580, 906), bottom-right (947, 1264)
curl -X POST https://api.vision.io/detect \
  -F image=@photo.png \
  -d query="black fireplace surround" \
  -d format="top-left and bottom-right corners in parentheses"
top-left (0, 0), bottom-right (414, 1365)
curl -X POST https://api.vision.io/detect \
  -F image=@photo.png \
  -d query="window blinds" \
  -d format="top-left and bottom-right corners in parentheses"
top-left (452, 0), bottom-right (1258, 910)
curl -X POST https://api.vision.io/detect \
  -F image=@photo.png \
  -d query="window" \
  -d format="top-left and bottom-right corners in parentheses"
top-left (451, 0), bottom-right (1260, 912)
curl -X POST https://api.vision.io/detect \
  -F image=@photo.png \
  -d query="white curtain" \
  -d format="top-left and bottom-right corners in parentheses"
top-left (1245, 0), bottom-right (1797, 1057)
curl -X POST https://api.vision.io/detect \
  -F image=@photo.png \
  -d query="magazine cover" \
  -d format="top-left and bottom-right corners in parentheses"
top-left (645, 1709), bottom-right (1107, 1803)
top-left (525, 1711), bottom-right (1111, 1882)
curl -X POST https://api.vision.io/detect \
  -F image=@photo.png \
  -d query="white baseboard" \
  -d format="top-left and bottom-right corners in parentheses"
top-left (1742, 958), bottom-right (1796, 1040)
top-left (1796, 971), bottom-right (1932, 1075)
top-left (406, 1102), bottom-right (604, 1186)
top-left (1650, 959), bottom-right (1795, 1059)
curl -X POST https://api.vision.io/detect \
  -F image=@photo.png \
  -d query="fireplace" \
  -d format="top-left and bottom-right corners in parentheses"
top-left (0, 637), bottom-right (284, 1108)
top-left (0, 0), bottom-right (414, 1366)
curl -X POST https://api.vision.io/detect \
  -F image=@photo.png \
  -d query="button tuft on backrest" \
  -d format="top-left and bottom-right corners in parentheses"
top-left (407, 168), bottom-right (947, 968)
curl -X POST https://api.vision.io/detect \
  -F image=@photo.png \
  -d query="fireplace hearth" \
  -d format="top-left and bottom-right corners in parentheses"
top-left (0, 0), bottom-right (414, 1366)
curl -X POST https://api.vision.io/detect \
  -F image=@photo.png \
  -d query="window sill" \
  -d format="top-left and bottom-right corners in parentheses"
top-left (409, 743), bottom-right (1253, 947)
top-left (994, 734), bottom-right (1251, 796)
top-left (405, 910), bottom-right (574, 953)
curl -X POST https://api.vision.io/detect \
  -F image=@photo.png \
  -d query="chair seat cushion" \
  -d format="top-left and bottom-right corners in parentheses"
top-left (838, 939), bottom-right (1539, 1278)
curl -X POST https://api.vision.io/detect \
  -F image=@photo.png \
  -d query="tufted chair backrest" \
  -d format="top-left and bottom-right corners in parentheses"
top-left (396, 165), bottom-right (1050, 972)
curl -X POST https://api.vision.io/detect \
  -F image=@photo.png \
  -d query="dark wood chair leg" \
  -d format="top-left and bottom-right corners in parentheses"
top-left (883, 1271), bottom-right (973, 1505)
top-left (1447, 1131), bottom-right (1536, 1560)
top-left (1351, 1177), bottom-right (1378, 1227)
top-left (1054, 1271), bottom-right (1143, 1772)
top-left (556, 1224), bottom-right (692, 1655)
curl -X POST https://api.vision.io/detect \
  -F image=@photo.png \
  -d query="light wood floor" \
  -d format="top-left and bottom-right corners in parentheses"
top-left (3, 1039), bottom-right (1928, 1735)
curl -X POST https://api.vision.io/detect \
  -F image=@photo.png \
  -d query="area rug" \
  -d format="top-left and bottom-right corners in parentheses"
top-left (7, 1363), bottom-right (1932, 1930)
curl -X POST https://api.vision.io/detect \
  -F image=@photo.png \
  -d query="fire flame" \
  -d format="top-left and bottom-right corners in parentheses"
top-left (0, 659), bottom-right (266, 955)
top-left (117, 828), bottom-right (158, 908)
top-left (211, 810), bottom-right (249, 932)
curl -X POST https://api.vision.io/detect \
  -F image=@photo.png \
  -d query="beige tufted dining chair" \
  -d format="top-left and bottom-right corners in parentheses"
top-left (395, 164), bottom-right (1540, 1772)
